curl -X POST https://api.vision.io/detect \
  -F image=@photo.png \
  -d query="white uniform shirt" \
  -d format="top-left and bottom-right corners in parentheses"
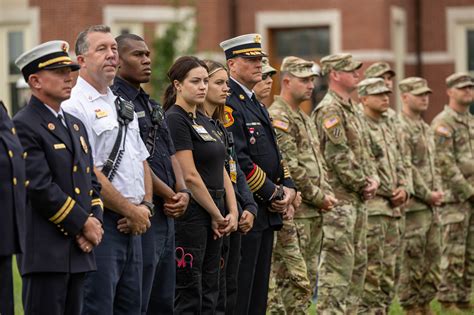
top-left (62, 77), bottom-right (149, 205)
top-left (231, 77), bottom-right (254, 99)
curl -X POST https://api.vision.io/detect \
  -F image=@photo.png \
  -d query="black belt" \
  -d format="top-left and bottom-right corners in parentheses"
top-left (208, 188), bottom-right (225, 199)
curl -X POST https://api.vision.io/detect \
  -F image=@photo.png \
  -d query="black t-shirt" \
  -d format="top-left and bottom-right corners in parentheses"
top-left (166, 104), bottom-right (226, 191)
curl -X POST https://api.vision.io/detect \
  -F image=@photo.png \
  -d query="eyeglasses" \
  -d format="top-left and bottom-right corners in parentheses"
top-left (262, 72), bottom-right (275, 80)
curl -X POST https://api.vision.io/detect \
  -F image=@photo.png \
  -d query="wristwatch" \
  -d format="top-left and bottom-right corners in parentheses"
top-left (141, 200), bottom-right (155, 216)
top-left (179, 188), bottom-right (192, 198)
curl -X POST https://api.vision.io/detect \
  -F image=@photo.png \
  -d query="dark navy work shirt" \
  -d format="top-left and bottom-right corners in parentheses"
top-left (112, 77), bottom-right (176, 189)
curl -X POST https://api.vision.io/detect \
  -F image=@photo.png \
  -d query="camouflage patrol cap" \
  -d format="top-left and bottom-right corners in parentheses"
top-left (446, 72), bottom-right (474, 89)
top-left (398, 77), bottom-right (432, 95)
top-left (364, 62), bottom-right (396, 78)
top-left (320, 53), bottom-right (362, 76)
top-left (280, 56), bottom-right (317, 78)
top-left (357, 78), bottom-right (391, 96)
top-left (261, 57), bottom-right (277, 75)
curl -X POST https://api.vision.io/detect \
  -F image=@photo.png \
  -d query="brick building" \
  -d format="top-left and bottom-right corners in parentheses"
top-left (1, 0), bottom-right (473, 120)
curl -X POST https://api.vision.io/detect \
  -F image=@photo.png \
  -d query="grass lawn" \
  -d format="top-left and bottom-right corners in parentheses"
top-left (306, 296), bottom-right (474, 314)
top-left (11, 257), bottom-right (474, 314)
top-left (12, 257), bottom-right (23, 315)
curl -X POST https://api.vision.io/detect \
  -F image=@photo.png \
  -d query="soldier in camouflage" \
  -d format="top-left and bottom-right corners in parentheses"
top-left (431, 72), bottom-right (474, 312)
top-left (357, 78), bottom-right (409, 314)
top-left (364, 62), bottom-right (396, 90)
top-left (311, 53), bottom-right (380, 314)
top-left (364, 62), bottom-right (398, 120)
top-left (364, 62), bottom-right (413, 311)
top-left (254, 57), bottom-right (277, 107)
top-left (397, 77), bottom-right (443, 315)
top-left (267, 56), bottom-right (338, 314)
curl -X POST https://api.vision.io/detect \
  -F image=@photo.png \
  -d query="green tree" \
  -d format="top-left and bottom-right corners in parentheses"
top-left (152, 1), bottom-right (196, 101)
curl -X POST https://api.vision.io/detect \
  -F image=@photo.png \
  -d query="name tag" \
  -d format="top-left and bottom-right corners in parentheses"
top-left (54, 143), bottom-right (66, 150)
top-left (246, 122), bottom-right (261, 126)
top-left (136, 111), bottom-right (146, 118)
top-left (95, 110), bottom-right (108, 119)
top-left (229, 159), bottom-right (237, 183)
top-left (192, 124), bottom-right (215, 142)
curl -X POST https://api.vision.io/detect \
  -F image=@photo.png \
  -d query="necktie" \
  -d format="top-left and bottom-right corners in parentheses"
top-left (57, 113), bottom-right (68, 129)
top-left (251, 93), bottom-right (260, 108)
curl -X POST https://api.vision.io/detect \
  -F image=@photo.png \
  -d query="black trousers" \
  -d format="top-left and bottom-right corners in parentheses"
top-left (142, 210), bottom-right (175, 315)
top-left (235, 228), bottom-right (274, 315)
top-left (216, 232), bottom-right (242, 315)
top-left (0, 255), bottom-right (14, 315)
top-left (174, 194), bottom-right (226, 314)
top-left (22, 272), bottom-right (85, 315)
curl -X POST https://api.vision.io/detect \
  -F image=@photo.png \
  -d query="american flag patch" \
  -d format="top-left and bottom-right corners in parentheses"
top-left (273, 120), bottom-right (289, 131)
top-left (324, 116), bottom-right (340, 129)
top-left (435, 125), bottom-right (451, 137)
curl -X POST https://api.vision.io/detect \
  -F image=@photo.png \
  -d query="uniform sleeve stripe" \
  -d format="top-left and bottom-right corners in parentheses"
top-left (248, 168), bottom-right (266, 192)
top-left (248, 168), bottom-right (264, 187)
top-left (246, 164), bottom-right (257, 180)
top-left (91, 198), bottom-right (104, 210)
top-left (249, 173), bottom-right (266, 192)
top-left (49, 197), bottom-right (73, 222)
top-left (53, 200), bottom-right (76, 224)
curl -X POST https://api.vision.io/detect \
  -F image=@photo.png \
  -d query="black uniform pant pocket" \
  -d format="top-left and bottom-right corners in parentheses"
top-left (174, 221), bottom-right (223, 314)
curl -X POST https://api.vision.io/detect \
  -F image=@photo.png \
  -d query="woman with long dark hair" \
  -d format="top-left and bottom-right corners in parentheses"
top-left (163, 56), bottom-right (238, 313)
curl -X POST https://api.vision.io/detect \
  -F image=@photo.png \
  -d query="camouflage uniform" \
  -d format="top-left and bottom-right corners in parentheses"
top-left (267, 57), bottom-right (329, 314)
top-left (356, 79), bottom-right (409, 314)
top-left (431, 72), bottom-right (474, 306)
top-left (311, 54), bottom-right (378, 315)
top-left (364, 62), bottom-right (412, 304)
top-left (397, 78), bottom-right (442, 311)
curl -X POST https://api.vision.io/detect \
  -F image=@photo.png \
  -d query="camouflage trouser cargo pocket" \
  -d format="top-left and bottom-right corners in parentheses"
top-left (316, 203), bottom-right (358, 314)
top-left (438, 202), bottom-right (474, 303)
top-left (398, 209), bottom-right (441, 308)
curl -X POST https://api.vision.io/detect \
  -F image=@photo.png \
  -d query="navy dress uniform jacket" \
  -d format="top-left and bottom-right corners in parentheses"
top-left (13, 95), bottom-right (103, 275)
top-left (224, 79), bottom-right (294, 231)
top-left (0, 101), bottom-right (26, 256)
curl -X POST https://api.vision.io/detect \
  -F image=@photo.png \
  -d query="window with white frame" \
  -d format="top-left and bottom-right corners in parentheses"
top-left (446, 7), bottom-right (474, 74)
top-left (467, 28), bottom-right (474, 74)
top-left (1, 26), bottom-right (29, 114)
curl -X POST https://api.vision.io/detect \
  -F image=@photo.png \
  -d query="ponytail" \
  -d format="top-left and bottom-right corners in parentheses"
top-left (163, 83), bottom-right (176, 112)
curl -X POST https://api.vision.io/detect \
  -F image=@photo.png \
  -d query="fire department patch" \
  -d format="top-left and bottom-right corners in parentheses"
top-left (224, 105), bottom-right (234, 128)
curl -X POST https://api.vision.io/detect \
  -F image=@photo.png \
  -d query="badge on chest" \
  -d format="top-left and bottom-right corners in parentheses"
top-left (248, 127), bottom-right (256, 144)
top-left (229, 159), bottom-right (237, 183)
top-left (192, 124), bottom-right (216, 142)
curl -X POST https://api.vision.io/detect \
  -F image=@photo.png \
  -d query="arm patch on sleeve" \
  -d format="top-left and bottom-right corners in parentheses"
top-left (224, 105), bottom-right (234, 128)
top-left (323, 115), bottom-right (344, 144)
top-left (324, 116), bottom-right (340, 129)
top-left (273, 119), bottom-right (289, 132)
top-left (435, 125), bottom-right (451, 137)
